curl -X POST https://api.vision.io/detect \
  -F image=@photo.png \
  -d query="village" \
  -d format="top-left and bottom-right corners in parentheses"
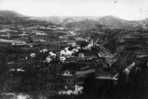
top-left (0, 11), bottom-right (148, 99)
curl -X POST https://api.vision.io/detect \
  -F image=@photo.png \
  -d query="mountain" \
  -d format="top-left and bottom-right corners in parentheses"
top-left (0, 10), bottom-right (30, 24)
top-left (0, 10), bottom-right (148, 30)
top-left (37, 16), bottom-right (145, 31)
top-left (98, 16), bottom-right (146, 29)
top-left (62, 16), bottom-right (147, 30)
top-left (0, 10), bottom-right (24, 18)
top-left (63, 18), bottom-right (101, 31)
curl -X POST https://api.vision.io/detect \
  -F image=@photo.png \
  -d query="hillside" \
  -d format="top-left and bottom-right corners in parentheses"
top-left (0, 10), bottom-right (147, 98)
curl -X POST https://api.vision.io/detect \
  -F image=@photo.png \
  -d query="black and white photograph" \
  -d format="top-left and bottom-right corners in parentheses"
top-left (0, 0), bottom-right (148, 99)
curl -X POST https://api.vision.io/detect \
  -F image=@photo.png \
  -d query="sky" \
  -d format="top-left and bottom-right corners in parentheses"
top-left (0, 0), bottom-right (148, 20)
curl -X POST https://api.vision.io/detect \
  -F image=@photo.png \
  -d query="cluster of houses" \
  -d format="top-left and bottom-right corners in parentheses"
top-left (26, 38), bottom-right (96, 65)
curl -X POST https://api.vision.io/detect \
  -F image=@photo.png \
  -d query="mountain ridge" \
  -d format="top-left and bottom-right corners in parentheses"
top-left (0, 10), bottom-right (148, 30)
